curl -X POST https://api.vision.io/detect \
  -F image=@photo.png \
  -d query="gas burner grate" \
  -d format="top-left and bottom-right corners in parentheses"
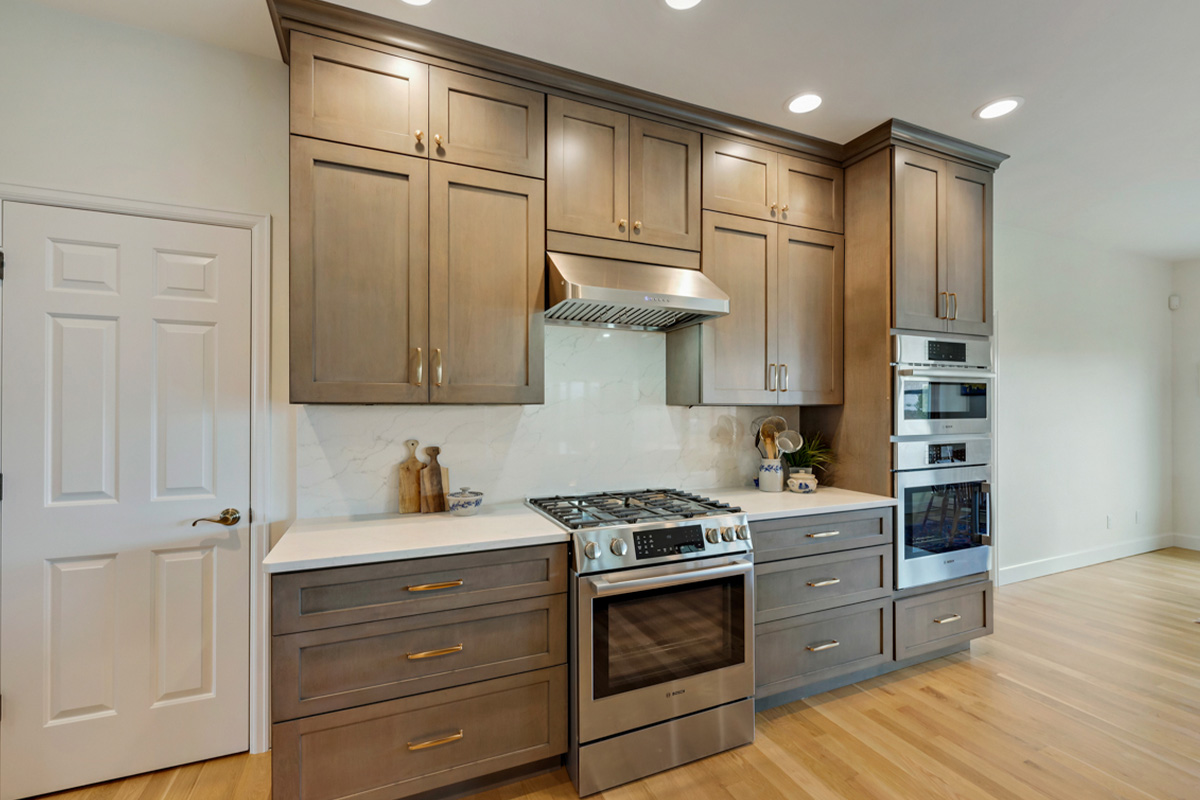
top-left (528, 489), bottom-right (741, 531)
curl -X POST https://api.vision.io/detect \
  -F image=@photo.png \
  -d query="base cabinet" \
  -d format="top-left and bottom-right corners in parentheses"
top-left (895, 580), bottom-right (993, 661)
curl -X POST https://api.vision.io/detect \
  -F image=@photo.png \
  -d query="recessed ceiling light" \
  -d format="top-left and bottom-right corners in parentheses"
top-left (400, 0), bottom-right (433, 5)
top-left (786, 93), bottom-right (822, 114)
top-left (665, 0), bottom-right (702, 9)
top-left (974, 96), bottom-right (1024, 119)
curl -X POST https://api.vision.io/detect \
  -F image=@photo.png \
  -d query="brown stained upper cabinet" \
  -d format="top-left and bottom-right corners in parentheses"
top-left (548, 97), bottom-right (701, 251)
top-left (666, 212), bottom-right (844, 405)
top-left (429, 67), bottom-right (546, 178)
top-left (893, 147), bottom-right (993, 335)
top-left (703, 136), bottom-right (844, 234)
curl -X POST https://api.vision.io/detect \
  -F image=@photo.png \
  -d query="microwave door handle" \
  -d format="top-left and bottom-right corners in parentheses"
top-left (898, 368), bottom-right (997, 379)
top-left (587, 560), bottom-right (753, 597)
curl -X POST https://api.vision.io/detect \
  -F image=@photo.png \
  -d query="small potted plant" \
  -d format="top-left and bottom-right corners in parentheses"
top-left (783, 432), bottom-right (835, 493)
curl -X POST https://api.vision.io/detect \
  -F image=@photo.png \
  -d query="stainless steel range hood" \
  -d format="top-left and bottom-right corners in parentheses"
top-left (545, 252), bottom-right (729, 332)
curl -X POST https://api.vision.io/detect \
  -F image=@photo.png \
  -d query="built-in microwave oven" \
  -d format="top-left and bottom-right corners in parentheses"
top-left (893, 334), bottom-right (994, 438)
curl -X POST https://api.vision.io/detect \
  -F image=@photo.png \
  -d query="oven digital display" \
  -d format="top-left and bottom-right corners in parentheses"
top-left (633, 525), bottom-right (706, 559)
top-left (927, 341), bottom-right (967, 362)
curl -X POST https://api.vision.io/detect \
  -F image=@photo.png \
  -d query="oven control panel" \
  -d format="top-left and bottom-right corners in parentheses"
top-left (571, 515), bottom-right (750, 574)
top-left (633, 524), bottom-right (705, 559)
top-left (894, 437), bottom-right (992, 472)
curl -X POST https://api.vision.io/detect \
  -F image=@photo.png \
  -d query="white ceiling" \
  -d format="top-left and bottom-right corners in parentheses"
top-left (35, 0), bottom-right (1200, 261)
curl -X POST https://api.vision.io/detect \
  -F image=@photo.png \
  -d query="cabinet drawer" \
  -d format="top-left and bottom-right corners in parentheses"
top-left (755, 545), bottom-right (892, 623)
top-left (895, 580), bottom-right (993, 661)
top-left (273, 595), bottom-right (566, 721)
top-left (272, 544), bottom-right (568, 634)
top-left (751, 508), bottom-right (892, 562)
top-left (272, 666), bottom-right (567, 800)
top-left (755, 599), bottom-right (892, 698)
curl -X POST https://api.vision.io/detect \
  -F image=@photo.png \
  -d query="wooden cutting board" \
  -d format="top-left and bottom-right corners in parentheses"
top-left (419, 446), bottom-right (448, 513)
top-left (398, 439), bottom-right (423, 514)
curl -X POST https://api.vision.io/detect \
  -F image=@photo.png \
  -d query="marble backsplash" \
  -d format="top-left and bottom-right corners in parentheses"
top-left (296, 326), bottom-right (797, 518)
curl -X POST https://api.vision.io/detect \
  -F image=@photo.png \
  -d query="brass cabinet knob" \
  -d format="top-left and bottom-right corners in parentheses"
top-left (618, 219), bottom-right (627, 230)
top-left (414, 130), bottom-right (424, 142)
top-left (633, 220), bottom-right (642, 232)
top-left (433, 133), bottom-right (443, 146)
top-left (192, 508), bottom-right (241, 527)
top-left (770, 203), bottom-right (778, 213)
top-left (782, 204), bottom-right (790, 212)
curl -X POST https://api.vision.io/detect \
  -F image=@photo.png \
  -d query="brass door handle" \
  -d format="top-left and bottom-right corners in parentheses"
top-left (780, 364), bottom-right (789, 392)
top-left (806, 530), bottom-right (840, 539)
top-left (807, 578), bottom-right (841, 587)
top-left (768, 363), bottom-right (777, 391)
top-left (807, 640), bottom-right (840, 652)
top-left (434, 348), bottom-right (443, 387)
top-left (406, 579), bottom-right (463, 592)
top-left (949, 292), bottom-right (958, 320)
top-left (414, 130), bottom-right (423, 143)
top-left (192, 508), bottom-right (240, 527)
top-left (413, 347), bottom-right (423, 387)
top-left (407, 730), bottom-right (463, 751)
top-left (407, 644), bottom-right (464, 660)
top-left (934, 614), bottom-right (962, 625)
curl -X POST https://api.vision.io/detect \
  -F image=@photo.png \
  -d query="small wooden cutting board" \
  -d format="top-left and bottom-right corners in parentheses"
top-left (419, 446), bottom-right (448, 513)
top-left (398, 439), bottom-right (423, 514)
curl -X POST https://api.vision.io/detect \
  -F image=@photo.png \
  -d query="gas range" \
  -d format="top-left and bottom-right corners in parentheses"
top-left (527, 489), bottom-right (751, 574)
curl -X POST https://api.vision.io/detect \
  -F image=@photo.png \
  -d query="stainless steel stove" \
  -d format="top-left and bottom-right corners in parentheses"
top-left (528, 488), bottom-right (755, 796)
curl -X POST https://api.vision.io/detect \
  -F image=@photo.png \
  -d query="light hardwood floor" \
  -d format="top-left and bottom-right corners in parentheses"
top-left (40, 548), bottom-right (1200, 800)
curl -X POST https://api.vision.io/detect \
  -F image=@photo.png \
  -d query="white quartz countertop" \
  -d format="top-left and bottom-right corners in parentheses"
top-left (263, 486), bottom-right (896, 573)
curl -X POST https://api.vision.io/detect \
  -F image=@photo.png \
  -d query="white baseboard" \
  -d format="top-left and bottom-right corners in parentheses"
top-left (1174, 532), bottom-right (1200, 551)
top-left (998, 533), bottom-right (1177, 585)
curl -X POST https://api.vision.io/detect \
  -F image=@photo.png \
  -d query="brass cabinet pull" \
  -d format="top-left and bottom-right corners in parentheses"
top-left (618, 218), bottom-right (627, 230)
top-left (768, 363), bottom-right (777, 391)
top-left (406, 579), bottom-right (464, 592)
top-left (192, 508), bottom-right (240, 527)
top-left (407, 730), bottom-right (463, 751)
top-left (939, 291), bottom-right (949, 319)
top-left (934, 613), bottom-right (962, 625)
top-left (782, 203), bottom-right (790, 212)
top-left (806, 530), bottom-right (840, 539)
top-left (807, 577), bottom-right (841, 587)
top-left (807, 640), bottom-right (840, 652)
top-left (780, 364), bottom-right (789, 392)
top-left (433, 133), bottom-right (443, 146)
top-left (434, 348), bottom-right (443, 387)
top-left (949, 292), bottom-right (958, 320)
top-left (633, 220), bottom-right (642, 232)
top-left (414, 130), bottom-right (424, 142)
top-left (407, 644), bottom-right (464, 660)
top-left (413, 347), bottom-right (423, 387)
top-left (770, 202), bottom-right (778, 213)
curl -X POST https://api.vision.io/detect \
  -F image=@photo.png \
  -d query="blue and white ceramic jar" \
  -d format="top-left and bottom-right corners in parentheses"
top-left (787, 468), bottom-right (819, 494)
top-left (447, 487), bottom-right (484, 516)
top-left (758, 458), bottom-right (784, 492)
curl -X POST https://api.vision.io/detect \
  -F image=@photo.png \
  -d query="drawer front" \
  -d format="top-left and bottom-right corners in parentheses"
top-left (272, 544), bottom-right (568, 634)
top-left (272, 666), bottom-right (567, 800)
top-left (751, 508), bottom-right (892, 562)
top-left (273, 595), bottom-right (567, 722)
top-left (755, 545), bottom-right (892, 623)
top-left (755, 599), bottom-right (892, 698)
top-left (895, 580), bottom-right (993, 661)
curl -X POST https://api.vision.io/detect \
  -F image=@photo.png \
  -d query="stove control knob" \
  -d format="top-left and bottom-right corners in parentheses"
top-left (720, 527), bottom-right (735, 542)
top-left (705, 528), bottom-right (721, 544)
top-left (583, 541), bottom-right (601, 560)
top-left (610, 538), bottom-right (628, 556)
top-left (736, 525), bottom-right (750, 540)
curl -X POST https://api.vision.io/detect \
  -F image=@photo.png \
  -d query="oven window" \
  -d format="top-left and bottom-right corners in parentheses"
top-left (904, 481), bottom-right (989, 558)
top-left (592, 576), bottom-right (745, 699)
top-left (903, 379), bottom-right (988, 421)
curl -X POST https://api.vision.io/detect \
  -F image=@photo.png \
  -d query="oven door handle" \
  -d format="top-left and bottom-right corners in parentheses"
top-left (898, 368), bottom-right (996, 379)
top-left (587, 560), bottom-right (753, 597)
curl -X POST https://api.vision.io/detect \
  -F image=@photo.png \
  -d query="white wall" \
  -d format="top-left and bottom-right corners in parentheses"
top-left (1172, 259), bottom-right (1200, 546)
top-left (0, 1), bottom-right (295, 539)
top-left (994, 225), bottom-right (1175, 583)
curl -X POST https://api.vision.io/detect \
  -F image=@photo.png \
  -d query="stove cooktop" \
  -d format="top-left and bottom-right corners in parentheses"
top-left (527, 489), bottom-right (742, 531)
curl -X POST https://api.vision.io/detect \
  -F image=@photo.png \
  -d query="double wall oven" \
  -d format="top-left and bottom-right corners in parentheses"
top-left (893, 334), bottom-right (994, 589)
top-left (528, 491), bottom-right (755, 797)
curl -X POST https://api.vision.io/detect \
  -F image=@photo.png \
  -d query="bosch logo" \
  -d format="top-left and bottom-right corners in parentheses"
top-left (667, 689), bottom-right (686, 697)
top-left (643, 295), bottom-right (669, 303)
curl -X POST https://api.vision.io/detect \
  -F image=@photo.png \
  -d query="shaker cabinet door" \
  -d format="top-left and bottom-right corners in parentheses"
top-left (702, 136), bottom-right (779, 222)
top-left (945, 161), bottom-right (993, 336)
top-left (428, 163), bottom-right (545, 404)
top-left (699, 212), bottom-right (779, 405)
top-left (629, 117), bottom-right (702, 251)
top-left (290, 32), bottom-right (429, 157)
top-left (428, 67), bottom-right (545, 178)
top-left (290, 137), bottom-right (430, 404)
top-left (892, 147), bottom-right (948, 333)
top-left (779, 155), bottom-right (844, 234)
top-left (777, 226), bottom-right (844, 405)
top-left (547, 96), bottom-right (629, 240)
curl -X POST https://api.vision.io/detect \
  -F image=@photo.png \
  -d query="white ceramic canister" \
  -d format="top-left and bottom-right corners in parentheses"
top-left (787, 469), bottom-right (819, 494)
top-left (447, 487), bottom-right (484, 516)
top-left (758, 458), bottom-right (784, 492)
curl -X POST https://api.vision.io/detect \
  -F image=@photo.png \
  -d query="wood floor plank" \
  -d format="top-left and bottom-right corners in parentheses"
top-left (33, 548), bottom-right (1200, 800)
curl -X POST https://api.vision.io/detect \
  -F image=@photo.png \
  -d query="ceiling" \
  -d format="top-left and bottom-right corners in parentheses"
top-left (35, 0), bottom-right (1200, 261)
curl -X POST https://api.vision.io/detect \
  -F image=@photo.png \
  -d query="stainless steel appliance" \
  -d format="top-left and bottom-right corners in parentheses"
top-left (893, 333), bottom-right (994, 437)
top-left (893, 438), bottom-right (992, 588)
top-left (527, 490), bottom-right (754, 796)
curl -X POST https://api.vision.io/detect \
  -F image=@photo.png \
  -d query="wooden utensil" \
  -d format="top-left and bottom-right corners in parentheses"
top-left (420, 446), bottom-right (448, 513)
top-left (762, 427), bottom-right (778, 459)
top-left (398, 439), bottom-right (423, 514)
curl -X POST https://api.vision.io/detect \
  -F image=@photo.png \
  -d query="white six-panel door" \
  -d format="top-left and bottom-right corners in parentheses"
top-left (0, 202), bottom-right (252, 799)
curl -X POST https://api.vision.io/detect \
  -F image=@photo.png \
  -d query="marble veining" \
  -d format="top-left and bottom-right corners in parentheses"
top-left (296, 327), bottom-right (798, 518)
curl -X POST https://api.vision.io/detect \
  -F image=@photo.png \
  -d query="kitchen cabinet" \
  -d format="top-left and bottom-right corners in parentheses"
top-left (703, 135), bottom-right (844, 234)
top-left (289, 136), bottom-right (429, 404)
top-left (895, 580), bottom-right (993, 661)
top-left (666, 212), bottom-right (843, 406)
top-left (290, 31), bottom-right (429, 157)
top-left (893, 147), bottom-right (993, 335)
top-left (428, 67), bottom-right (545, 178)
top-left (548, 97), bottom-right (701, 250)
top-left (428, 163), bottom-right (545, 404)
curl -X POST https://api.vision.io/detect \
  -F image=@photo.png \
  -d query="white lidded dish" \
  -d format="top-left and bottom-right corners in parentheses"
top-left (447, 487), bottom-right (484, 516)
